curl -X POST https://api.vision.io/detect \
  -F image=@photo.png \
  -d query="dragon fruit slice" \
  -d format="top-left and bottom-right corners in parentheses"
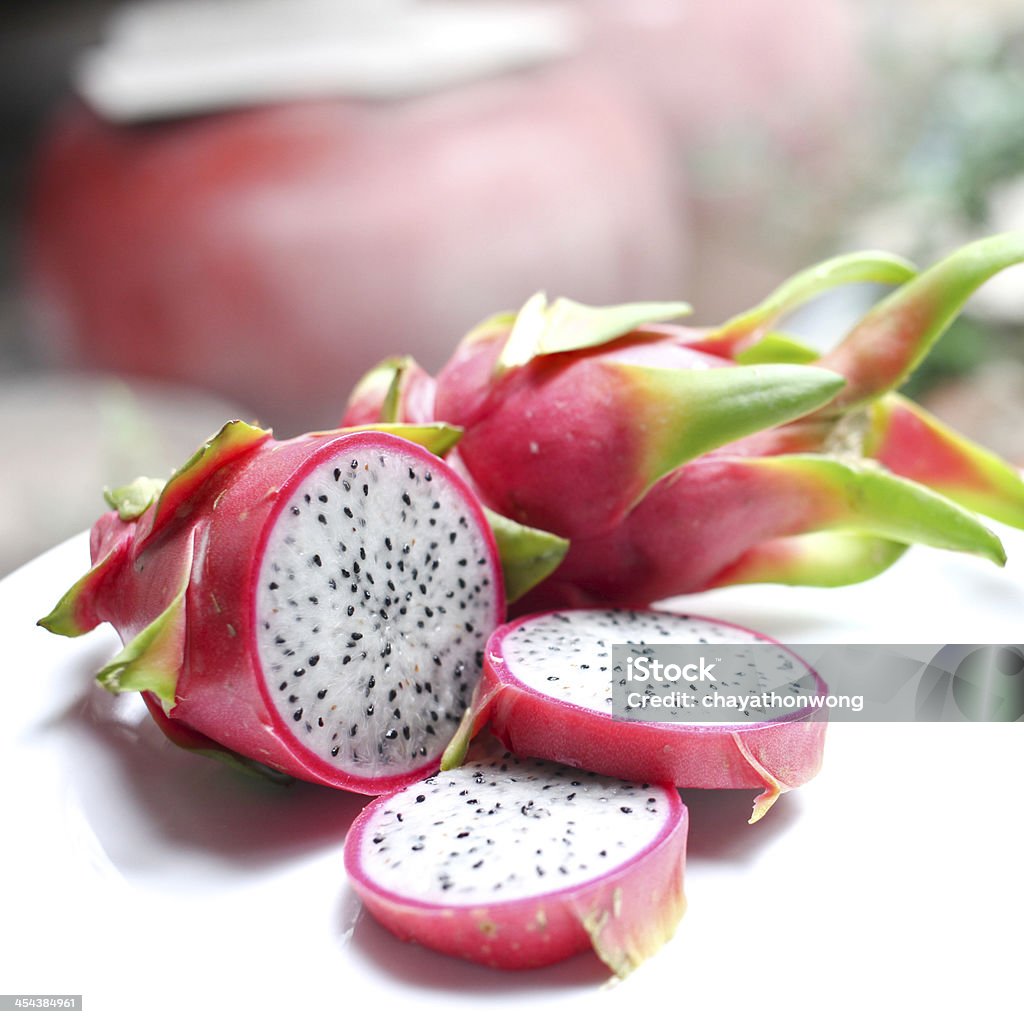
top-left (38, 421), bottom-right (505, 793)
top-left (344, 745), bottom-right (688, 976)
top-left (443, 609), bottom-right (827, 824)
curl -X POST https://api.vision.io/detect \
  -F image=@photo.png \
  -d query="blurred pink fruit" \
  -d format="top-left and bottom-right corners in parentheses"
top-left (25, 64), bottom-right (687, 433)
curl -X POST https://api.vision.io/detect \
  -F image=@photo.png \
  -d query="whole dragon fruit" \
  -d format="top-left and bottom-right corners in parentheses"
top-left (418, 233), bottom-right (1024, 606)
top-left (38, 421), bottom-right (507, 792)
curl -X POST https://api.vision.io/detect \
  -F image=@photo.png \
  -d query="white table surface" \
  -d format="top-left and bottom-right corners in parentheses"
top-left (1, 530), bottom-right (1021, 1023)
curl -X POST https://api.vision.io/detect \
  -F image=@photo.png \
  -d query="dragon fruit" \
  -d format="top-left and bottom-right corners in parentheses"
top-left (425, 234), bottom-right (1024, 606)
top-left (341, 356), bottom-right (437, 430)
top-left (38, 420), bottom-right (506, 793)
top-left (443, 608), bottom-right (825, 823)
top-left (344, 743), bottom-right (688, 976)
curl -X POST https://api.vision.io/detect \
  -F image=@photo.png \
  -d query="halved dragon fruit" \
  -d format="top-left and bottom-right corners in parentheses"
top-left (344, 745), bottom-right (688, 976)
top-left (38, 421), bottom-right (505, 793)
top-left (444, 609), bottom-right (826, 822)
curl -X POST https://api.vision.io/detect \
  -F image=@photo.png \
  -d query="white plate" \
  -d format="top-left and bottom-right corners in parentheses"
top-left (2, 532), bottom-right (1021, 1022)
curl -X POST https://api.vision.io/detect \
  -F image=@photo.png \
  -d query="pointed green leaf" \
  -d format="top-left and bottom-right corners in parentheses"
top-left (496, 293), bottom-right (692, 374)
top-left (711, 532), bottom-right (909, 588)
top-left (759, 454), bottom-right (1006, 565)
top-left (484, 509), bottom-right (569, 603)
top-left (822, 232), bottom-right (1024, 410)
top-left (865, 395), bottom-right (1024, 529)
top-left (95, 535), bottom-right (194, 708)
top-left (380, 366), bottom-right (405, 424)
top-left (440, 707), bottom-right (478, 772)
top-left (103, 476), bottom-right (166, 521)
top-left (96, 594), bottom-right (187, 707)
top-left (615, 363), bottom-right (845, 499)
top-left (37, 542), bottom-right (127, 637)
top-left (345, 357), bottom-right (410, 422)
top-left (733, 332), bottom-right (820, 365)
top-left (708, 250), bottom-right (917, 348)
top-left (150, 420), bottom-right (271, 537)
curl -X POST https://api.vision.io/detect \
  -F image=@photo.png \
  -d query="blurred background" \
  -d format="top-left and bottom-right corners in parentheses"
top-left (2, 0), bottom-right (1024, 574)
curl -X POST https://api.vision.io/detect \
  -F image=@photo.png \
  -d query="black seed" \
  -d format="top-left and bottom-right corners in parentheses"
top-left (293, 709), bottom-right (303, 722)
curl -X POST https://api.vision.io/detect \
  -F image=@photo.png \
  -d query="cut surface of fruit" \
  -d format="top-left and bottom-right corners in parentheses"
top-left (445, 609), bottom-right (827, 822)
top-left (345, 746), bottom-right (688, 975)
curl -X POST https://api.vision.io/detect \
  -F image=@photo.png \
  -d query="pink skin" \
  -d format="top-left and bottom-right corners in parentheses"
top-left (75, 431), bottom-right (504, 794)
top-left (514, 456), bottom-right (840, 608)
top-left (461, 612), bottom-right (826, 822)
top-left (434, 326), bottom-right (730, 538)
top-left (343, 779), bottom-right (687, 971)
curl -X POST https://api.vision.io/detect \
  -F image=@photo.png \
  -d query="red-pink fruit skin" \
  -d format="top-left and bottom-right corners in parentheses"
top-left (514, 456), bottom-right (842, 609)
top-left (434, 326), bottom-right (727, 539)
top-left (474, 613), bottom-right (826, 794)
top-left (88, 432), bottom-right (504, 794)
top-left (344, 784), bottom-right (687, 970)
